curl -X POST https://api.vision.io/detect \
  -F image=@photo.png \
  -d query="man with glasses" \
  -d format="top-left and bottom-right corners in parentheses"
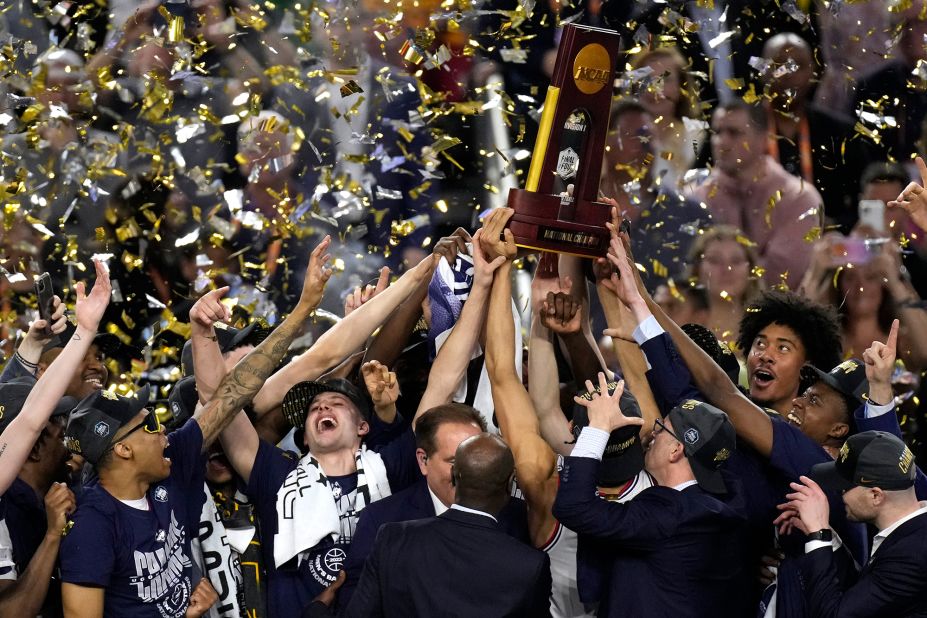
top-left (56, 239), bottom-right (334, 617)
top-left (552, 374), bottom-right (749, 617)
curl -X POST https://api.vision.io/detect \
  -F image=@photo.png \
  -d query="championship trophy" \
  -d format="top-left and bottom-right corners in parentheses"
top-left (507, 24), bottom-right (620, 257)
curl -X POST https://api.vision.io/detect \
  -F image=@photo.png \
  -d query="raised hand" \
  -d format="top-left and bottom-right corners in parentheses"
top-left (185, 578), bottom-right (219, 618)
top-left (299, 235), bottom-right (334, 310)
top-left (573, 373), bottom-right (643, 433)
top-left (471, 229), bottom-right (507, 288)
top-left (345, 267), bottom-right (391, 317)
top-left (603, 232), bottom-right (645, 310)
top-left (541, 292), bottom-right (583, 335)
top-left (530, 252), bottom-right (572, 314)
top-left (478, 207), bottom-right (517, 262)
top-left (863, 318), bottom-right (899, 406)
top-left (189, 287), bottom-right (231, 335)
top-left (432, 227), bottom-right (472, 265)
top-left (361, 360), bottom-right (400, 408)
top-left (44, 482), bottom-right (75, 538)
top-left (887, 156), bottom-right (927, 231)
top-left (773, 475), bottom-right (830, 537)
top-left (74, 260), bottom-right (112, 333)
top-left (29, 294), bottom-right (67, 343)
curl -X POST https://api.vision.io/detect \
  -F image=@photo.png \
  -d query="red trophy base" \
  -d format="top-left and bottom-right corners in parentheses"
top-left (508, 188), bottom-right (611, 257)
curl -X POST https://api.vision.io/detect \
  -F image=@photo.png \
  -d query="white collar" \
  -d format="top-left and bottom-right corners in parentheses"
top-left (427, 485), bottom-right (450, 516)
top-left (872, 501), bottom-right (927, 557)
top-left (449, 504), bottom-right (497, 522)
top-left (673, 480), bottom-right (699, 492)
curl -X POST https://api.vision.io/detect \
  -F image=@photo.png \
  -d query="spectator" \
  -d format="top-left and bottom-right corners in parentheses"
top-left (686, 224), bottom-right (763, 343)
top-left (630, 47), bottom-right (706, 189)
top-left (760, 33), bottom-right (870, 233)
top-left (686, 101), bottom-right (823, 288)
top-left (600, 98), bottom-right (709, 292)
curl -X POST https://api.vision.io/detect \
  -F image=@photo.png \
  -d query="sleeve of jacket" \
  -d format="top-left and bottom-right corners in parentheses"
top-left (798, 545), bottom-right (925, 618)
top-left (525, 551), bottom-right (553, 617)
top-left (552, 456), bottom-right (680, 549)
top-left (639, 333), bottom-right (702, 417)
top-left (343, 524), bottom-right (392, 618)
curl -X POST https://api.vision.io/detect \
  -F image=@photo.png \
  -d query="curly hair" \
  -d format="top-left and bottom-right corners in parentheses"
top-left (736, 289), bottom-right (842, 371)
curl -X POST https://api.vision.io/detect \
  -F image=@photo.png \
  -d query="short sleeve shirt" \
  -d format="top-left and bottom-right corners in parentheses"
top-left (59, 419), bottom-right (206, 617)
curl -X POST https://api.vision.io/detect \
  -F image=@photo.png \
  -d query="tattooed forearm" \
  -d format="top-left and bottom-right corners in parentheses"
top-left (196, 305), bottom-right (312, 447)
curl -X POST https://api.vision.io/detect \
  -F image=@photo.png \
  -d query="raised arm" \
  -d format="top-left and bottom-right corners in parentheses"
top-left (557, 253), bottom-right (610, 381)
top-left (189, 287), bottom-right (232, 403)
top-left (413, 228), bottom-right (504, 427)
top-left (0, 261), bottom-right (111, 496)
top-left (608, 231), bottom-right (776, 457)
top-left (888, 155), bottom-right (927, 231)
top-left (195, 237), bottom-right (333, 450)
top-left (527, 256), bottom-right (579, 456)
top-left (482, 208), bottom-right (560, 548)
top-left (251, 253), bottom-right (437, 416)
top-left (5, 295), bottom-right (68, 377)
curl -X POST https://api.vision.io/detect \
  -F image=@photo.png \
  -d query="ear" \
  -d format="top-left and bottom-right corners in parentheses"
top-left (356, 420), bottom-right (370, 437)
top-left (415, 448), bottom-right (428, 476)
top-left (828, 422), bottom-right (849, 441)
top-left (668, 442), bottom-right (686, 464)
top-left (113, 441), bottom-right (133, 461)
top-left (28, 442), bottom-right (43, 463)
top-left (870, 487), bottom-right (886, 507)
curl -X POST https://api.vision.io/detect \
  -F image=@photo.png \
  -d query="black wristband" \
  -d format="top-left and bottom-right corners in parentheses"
top-left (806, 528), bottom-right (833, 543)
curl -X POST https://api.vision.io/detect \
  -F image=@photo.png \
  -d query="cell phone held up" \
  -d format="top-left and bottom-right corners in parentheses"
top-left (34, 273), bottom-right (56, 337)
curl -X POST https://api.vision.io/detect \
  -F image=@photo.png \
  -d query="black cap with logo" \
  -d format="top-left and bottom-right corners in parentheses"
top-left (64, 386), bottom-right (151, 465)
top-left (282, 378), bottom-right (371, 429)
top-left (807, 358), bottom-right (869, 409)
top-left (180, 322), bottom-right (271, 376)
top-left (572, 382), bottom-right (645, 487)
top-left (666, 399), bottom-right (736, 494)
top-left (811, 431), bottom-right (916, 492)
top-left (0, 376), bottom-right (78, 432)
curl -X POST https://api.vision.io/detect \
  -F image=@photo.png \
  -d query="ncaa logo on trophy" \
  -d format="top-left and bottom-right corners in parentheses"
top-left (506, 25), bottom-right (620, 257)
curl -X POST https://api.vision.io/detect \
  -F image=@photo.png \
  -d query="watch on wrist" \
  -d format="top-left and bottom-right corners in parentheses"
top-left (807, 528), bottom-right (833, 542)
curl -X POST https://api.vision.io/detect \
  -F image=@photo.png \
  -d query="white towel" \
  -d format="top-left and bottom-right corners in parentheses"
top-left (273, 447), bottom-right (390, 568)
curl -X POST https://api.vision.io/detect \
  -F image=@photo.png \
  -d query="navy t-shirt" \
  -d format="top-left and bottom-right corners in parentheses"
top-left (246, 428), bottom-right (417, 618)
top-left (59, 419), bottom-right (207, 617)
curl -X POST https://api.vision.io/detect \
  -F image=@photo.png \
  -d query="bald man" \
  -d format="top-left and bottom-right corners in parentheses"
top-left (331, 434), bottom-right (552, 617)
top-left (761, 32), bottom-right (869, 233)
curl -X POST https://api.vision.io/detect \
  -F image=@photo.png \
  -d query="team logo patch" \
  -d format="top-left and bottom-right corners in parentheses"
top-left (323, 547), bottom-right (346, 572)
top-left (684, 428), bottom-right (700, 445)
top-left (154, 486), bottom-right (168, 502)
top-left (93, 421), bottom-right (110, 437)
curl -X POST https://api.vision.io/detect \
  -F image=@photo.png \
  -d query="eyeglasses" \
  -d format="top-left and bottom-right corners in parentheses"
top-left (653, 418), bottom-right (681, 443)
top-left (105, 410), bottom-right (161, 452)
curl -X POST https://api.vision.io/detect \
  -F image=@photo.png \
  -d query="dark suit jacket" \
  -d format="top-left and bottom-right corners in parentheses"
top-left (796, 512), bottom-right (927, 617)
top-left (339, 478), bottom-right (529, 608)
top-left (344, 508), bottom-right (551, 617)
top-left (553, 456), bottom-right (747, 618)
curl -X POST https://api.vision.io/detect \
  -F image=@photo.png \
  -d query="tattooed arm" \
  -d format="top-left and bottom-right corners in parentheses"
top-left (195, 237), bottom-right (333, 451)
top-left (0, 261), bottom-right (111, 496)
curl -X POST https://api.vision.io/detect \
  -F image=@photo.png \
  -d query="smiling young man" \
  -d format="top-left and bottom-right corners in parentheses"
top-left (57, 240), bottom-right (333, 618)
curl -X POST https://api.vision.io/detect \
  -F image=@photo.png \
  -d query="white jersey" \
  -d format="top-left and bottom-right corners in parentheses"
top-left (542, 463), bottom-right (655, 617)
top-left (0, 515), bottom-right (16, 581)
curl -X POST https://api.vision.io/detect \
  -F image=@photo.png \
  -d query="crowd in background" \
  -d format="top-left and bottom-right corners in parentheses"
top-left (2, 0), bottom-right (927, 616)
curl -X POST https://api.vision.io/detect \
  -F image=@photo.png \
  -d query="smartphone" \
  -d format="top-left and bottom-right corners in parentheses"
top-left (858, 199), bottom-right (886, 233)
top-left (34, 273), bottom-right (55, 336)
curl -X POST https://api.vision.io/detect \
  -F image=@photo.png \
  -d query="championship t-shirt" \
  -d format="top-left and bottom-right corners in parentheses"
top-left (59, 419), bottom-right (207, 617)
top-left (247, 428), bottom-right (417, 618)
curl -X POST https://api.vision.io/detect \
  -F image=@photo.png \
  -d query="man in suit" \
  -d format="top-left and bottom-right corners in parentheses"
top-left (338, 403), bottom-right (528, 607)
top-left (311, 433), bottom-right (552, 617)
top-left (776, 431), bottom-right (927, 616)
top-left (552, 376), bottom-right (748, 618)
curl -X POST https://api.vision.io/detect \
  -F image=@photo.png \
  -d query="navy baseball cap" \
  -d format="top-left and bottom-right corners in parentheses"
top-left (64, 385), bottom-right (151, 465)
top-left (811, 431), bottom-right (916, 492)
top-left (167, 375), bottom-right (199, 427)
top-left (282, 378), bottom-right (371, 429)
top-left (806, 359), bottom-right (868, 409)
top-left (572, 382), bottom-right (645, 487)
top-left (0, 376), bottom-right (78, 432)
top-left (667, 399), bottom-right (736, 494)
